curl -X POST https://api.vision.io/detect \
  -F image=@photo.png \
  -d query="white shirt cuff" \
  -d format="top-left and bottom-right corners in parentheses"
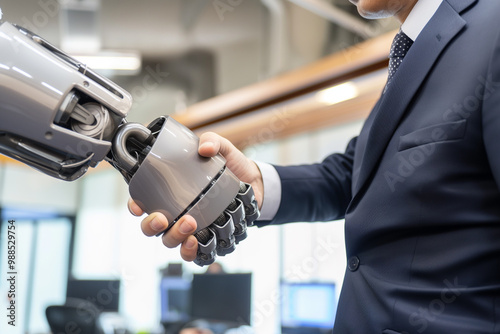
top-left (254, 161), bottom-right (281, 221)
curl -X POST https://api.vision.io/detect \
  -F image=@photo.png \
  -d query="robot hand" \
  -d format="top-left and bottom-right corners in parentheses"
top-left (110, 117), bottom-right (260, 266)
top-left (0, 21), bottom-right (259, 266)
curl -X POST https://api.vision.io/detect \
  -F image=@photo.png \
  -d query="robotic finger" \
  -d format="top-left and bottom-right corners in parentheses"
top-left (194, 228), bottom-right (217, 266)
top-left (211, 212), bottom-right (236, 256)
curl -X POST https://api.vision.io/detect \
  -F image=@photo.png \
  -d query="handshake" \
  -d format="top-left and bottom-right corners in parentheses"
top-left (126, 126), bottom-right (264, 266)
top-left (0, 22), bottom-right (264, 267)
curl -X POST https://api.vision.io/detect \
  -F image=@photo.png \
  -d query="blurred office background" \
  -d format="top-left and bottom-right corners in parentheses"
top-left (0, 1), bottom-right (398, 333)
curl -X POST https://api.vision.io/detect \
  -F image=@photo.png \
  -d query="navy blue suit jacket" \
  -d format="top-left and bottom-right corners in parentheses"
top-left (260, 0), bottom-right (500, 332)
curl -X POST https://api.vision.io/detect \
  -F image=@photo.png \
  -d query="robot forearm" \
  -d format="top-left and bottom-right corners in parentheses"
top-left (0, 21), bottom-right (259, 266)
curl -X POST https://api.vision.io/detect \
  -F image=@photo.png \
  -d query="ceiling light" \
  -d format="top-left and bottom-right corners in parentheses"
top-left (71, 52), bottom-right (142, 75)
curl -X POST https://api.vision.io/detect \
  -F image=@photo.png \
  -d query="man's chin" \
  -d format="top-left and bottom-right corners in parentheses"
top-left (357, 7), bottom-right (393, 20)
top-left (349, 1), bottom-right (380, 19)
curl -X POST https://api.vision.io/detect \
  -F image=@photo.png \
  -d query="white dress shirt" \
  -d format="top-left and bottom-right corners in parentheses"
top-left (401, 0), bottom-right (443, 41)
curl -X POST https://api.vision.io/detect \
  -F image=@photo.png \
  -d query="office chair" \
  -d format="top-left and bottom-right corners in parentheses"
top-left (46, 298), bottom-right (103, 334)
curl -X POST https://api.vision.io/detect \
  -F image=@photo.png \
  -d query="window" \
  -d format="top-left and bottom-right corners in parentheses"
top-left (0, 209), bottom-right (73, 334)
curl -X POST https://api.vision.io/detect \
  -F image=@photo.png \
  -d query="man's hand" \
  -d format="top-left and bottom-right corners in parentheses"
top-left (128, 198), bottom-right (199, 261)
top-left (179, 328), bottom-right (214, 334)
top-left (128, 132), bottom-right (264, 262)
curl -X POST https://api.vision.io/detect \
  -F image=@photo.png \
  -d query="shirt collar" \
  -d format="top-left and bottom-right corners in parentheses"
top-left (401, 0), bottom-right (443, 41)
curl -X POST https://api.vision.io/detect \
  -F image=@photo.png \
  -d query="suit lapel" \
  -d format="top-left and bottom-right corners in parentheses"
top-left (351, 0), bottom-right (471, 196)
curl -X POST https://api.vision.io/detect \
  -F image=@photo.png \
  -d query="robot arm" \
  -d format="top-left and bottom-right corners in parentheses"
top-left (0, 22), bottom-right (129, 180)
top-left (0, 22), bottom-right (259, 266)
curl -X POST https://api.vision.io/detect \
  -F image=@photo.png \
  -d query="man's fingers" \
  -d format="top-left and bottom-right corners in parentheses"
top-left (128, 198), bottom-right (144, 216)
top-left (139, 213), bottom-right (198, 261)
top-left (199, 132), bottom-right (237, 157)
top-left (161, 215), bottom-right (197, 248)
top-left (180, 235), bottom-right (198, 262)
top-left (141, 212), bottom-right (169, 237)
top-left (199, 132), bottom-right (222, 157)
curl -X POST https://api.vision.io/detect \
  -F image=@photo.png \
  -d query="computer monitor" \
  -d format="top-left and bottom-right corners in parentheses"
top-left (66, 279), bottom-right (121, 312)
top-left (190, 273), bottom-right (252, 325)
top-left (160, 276), bottom-right (191, 323)
top-left (280, 282), bottom-right (337, 333)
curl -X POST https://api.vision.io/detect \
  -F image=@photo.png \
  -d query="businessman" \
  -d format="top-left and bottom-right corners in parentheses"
top-left (130, 0), bottom-right (500, 332)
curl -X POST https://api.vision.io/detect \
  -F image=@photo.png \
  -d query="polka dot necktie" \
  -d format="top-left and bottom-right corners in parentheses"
top-left (388, 30), bottom-right (414, 82)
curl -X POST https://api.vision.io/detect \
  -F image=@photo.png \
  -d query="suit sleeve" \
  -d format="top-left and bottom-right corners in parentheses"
top-left (482, 29), bottom-right (500, 190)
top-left (255, 136), bottom-right (357, 226)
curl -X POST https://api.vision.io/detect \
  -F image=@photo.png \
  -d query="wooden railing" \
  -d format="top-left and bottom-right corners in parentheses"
top-left (172, 29), bottom-right (396, 148)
